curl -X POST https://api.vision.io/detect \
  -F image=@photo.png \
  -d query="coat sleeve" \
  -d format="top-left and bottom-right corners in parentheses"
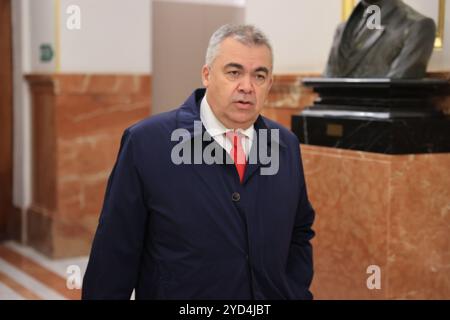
top-left (82, 129), bottom-right (149, 299)
top-left (286, 144), bottom-right (315, 299)
top-left (387, 18), bottom-right (436, 78)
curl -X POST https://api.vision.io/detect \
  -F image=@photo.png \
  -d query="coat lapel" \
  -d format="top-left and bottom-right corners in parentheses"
top-left (344, 27), bottom-right (385, 76)
top-left (175, 89), bottom-right (239, 189)
top-left (242, 116), bottom-right (286, 185)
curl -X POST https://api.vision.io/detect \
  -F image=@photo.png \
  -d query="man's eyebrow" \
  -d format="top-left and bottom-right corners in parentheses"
top-left (224, 63), bottom-right (270, 74)
top-left (254, 67), bottom-right (269, 74)
top-left (224, 63), bottom-right (244, 70)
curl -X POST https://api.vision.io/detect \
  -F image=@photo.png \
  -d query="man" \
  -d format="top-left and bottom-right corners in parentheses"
top-left (82, 24), bottom-right (315, 300)
top-left (325, 0), bottom-right (436, 78)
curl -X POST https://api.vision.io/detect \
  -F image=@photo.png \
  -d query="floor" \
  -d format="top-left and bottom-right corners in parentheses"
top-left (0, 241), bottom-right (88, 300)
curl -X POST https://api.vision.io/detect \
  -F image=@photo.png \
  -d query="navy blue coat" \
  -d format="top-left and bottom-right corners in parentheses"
top-left (82, 89), bottom-right (315, 300)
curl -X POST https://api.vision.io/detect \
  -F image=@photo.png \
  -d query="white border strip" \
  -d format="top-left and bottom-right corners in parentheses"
top-left (153, 0), bottom-right (246, 8)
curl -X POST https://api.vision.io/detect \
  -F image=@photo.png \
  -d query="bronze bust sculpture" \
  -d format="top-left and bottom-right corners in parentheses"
top-left (325, 0), bottom-right (436, 79)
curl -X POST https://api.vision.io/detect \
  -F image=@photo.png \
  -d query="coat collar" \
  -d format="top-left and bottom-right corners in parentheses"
top-left (175, 88), bottom-right (286, 185)
top-left (175, 88), bottom-right (286, 148)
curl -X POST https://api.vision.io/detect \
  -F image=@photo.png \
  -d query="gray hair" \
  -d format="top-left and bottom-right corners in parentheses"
top-left (205, 24), bottom-right (273, 68)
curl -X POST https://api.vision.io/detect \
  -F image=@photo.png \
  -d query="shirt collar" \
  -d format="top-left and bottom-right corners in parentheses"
top-left (200, 95), bottom-right (254, 142)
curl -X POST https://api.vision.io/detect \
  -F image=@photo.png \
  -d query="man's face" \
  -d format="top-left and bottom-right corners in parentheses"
top-left (201, 37), bottom-right (273, 130)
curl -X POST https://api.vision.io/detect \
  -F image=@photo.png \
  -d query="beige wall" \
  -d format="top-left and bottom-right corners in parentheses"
top-left (246, 0), bottom-right (341, 74)
top-left (152, 0), bottom-right (245, 114)
top-left (424, 0), bottom-right (450, 71)
top-left (59, 0), bottom-right (151, 73)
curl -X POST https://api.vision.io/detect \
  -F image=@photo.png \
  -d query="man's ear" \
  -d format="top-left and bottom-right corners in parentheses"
top-left (201, 65), bottom-right (210, 87)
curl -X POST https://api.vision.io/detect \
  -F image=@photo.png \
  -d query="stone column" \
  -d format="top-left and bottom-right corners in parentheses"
top-left (25, 74), bottom-right (151, 258)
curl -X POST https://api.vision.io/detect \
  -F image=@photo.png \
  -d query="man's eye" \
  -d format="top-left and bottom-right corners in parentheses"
top-left (227, 71), bottom-right (240, 77)
top-left (254, 74), bottom-right (267, 84)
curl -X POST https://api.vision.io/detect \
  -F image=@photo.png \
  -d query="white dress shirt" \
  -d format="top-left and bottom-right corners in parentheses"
top-left (200, 96), bottom-right (254, 159)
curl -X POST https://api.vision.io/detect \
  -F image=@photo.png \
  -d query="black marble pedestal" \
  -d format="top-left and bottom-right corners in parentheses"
top-left (292, 78), bottom-right (450, 154)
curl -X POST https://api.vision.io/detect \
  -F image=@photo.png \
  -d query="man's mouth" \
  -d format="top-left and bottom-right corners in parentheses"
top-left (234, 99), bottom-right (254, 106)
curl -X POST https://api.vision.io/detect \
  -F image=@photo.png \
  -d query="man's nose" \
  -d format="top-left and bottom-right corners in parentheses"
top-left (237, 74), bottom-right (253, 94)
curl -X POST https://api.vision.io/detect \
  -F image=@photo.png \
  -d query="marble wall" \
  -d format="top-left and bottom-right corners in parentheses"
top-left (301, 145), bottom-right (450, 299)
top-left (260, 73), bottom-right (319, 129)
top-left (25, 74), bottom-right (150, 258)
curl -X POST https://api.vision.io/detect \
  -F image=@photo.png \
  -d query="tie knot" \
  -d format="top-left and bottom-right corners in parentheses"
top-left (225, 130), bottom-right (241, 141)
top-left (225, 130), bottom-right (246, 163)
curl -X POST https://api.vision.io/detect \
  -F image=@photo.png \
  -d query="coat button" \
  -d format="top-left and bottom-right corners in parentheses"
top-left (231, 192), bottom-right (240, 202)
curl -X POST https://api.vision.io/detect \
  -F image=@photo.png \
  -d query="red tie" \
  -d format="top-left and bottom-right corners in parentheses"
top-left (226, 131), bottom-right (247, 184)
